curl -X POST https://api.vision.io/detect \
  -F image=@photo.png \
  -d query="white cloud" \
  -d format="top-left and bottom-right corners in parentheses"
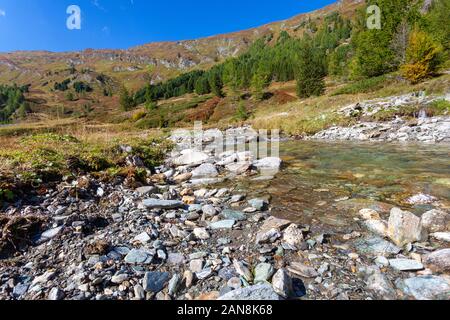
top-left (0, 9), bottom-right (6, 17)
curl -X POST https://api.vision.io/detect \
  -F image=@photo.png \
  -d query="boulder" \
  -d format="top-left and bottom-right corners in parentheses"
top-left (172, 150), bottom-right (209, 166)
top-left (282, 224), bottom-right (304, 247)
top-left (423, 249), bottom-right (450, 273)
top-left (421, 209), bottom-right (449, 233)
top-left (272, 269), bottom-right (294, 299)
top-left (396, 275), bottom-right (450, 300)
top-left (387, 208), bottom-right (426, 246)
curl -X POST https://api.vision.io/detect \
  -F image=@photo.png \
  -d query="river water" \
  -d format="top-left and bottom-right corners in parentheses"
top-left (229, 140), bottom-right (450, 233)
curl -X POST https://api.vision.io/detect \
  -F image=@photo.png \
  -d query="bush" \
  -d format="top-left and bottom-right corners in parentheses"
top-left (132, 111), bottom-right (147, 122)
top-left (401, 29), bottom-right (442, 83)
top-left (332, 75), bottom-right (387, 95)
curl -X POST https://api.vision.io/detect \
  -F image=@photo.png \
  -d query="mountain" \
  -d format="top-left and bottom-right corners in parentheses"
top-left (0, 0), bottom-right (363, 90)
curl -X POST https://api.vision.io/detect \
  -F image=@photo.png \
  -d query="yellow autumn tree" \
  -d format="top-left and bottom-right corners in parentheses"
top-left (401, 28), bottom-right (442, 83)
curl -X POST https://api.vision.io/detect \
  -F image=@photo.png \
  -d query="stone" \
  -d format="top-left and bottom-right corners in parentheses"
top-left (256, 217), bottom-right (290, 244)
top-left (196, 267), bottom-right (213, 280)
top-left (364, 219), bottom-right (388, 237)
top-left (111, 273), bottom-right (129, 284)
top-left (173, 173), bottom-right (192, 184)
top-left (218, 284), bottom-right (282, 301)
top-left (254, 263), bottom-right (275, 283)
top-left (225, 162), bottom-right (251, 175)
top-left (184, 270), bottom-right (194, 288)
top-left (248, 199), bottom-right (267, 211)
top-left (202, 205), bottom-right (217, 217)
top-left (167, 252), bottom-right (185, 265)
top-left (168, 274), bottom-right (181, 296)
top-left (172, 150), bottom-right (209, 166)
top-left (387, 208), bottom-right (426, 246)
top-left (389, 259), bottom-right (424, 271)
top-left (431, 232), bottom-right (450, 242)
top-left (253, 157), bottom-right (282, 170)
top-left (13, 283), bottom-right (29, 298)
top-left (230, 194), bottom-right (245, 203)
top-left (359, 208), bottom-right (381, 220)
top-left (134, 284), bottom-right (145, 300)
top-left (271, 269), bottom-right (293, 299)
top-left (32, 271), bottom-right (56, 285)
top-left (193, 228), bottom-right (210, 240)
top-left (227, 277), bottom-right (242, 290)
top-left (282, 224), bottom-right (304, 247)
top-left (354, 236), bottom-right (401, 256)
top-left (396, 275), bottom-right (450, 300)
top-left (142, 199), bottom-right (184, 210)
top-left (210, 220), bottom-right (236, 230)
top-left (192, 163), bottom-right (219, 179)
top-left (233, 260), bottom-right (253, 282)
top-left (124, 249), bottom-right (154, 265)
top-left (421, 209), bottom-right (449, 233)
top-left (256, 228), bottom-right (281, 244)
top-left (48, 287), bottom-right (65, 300)
top-left (375, 256), bottom-right (390, 267)
top-left (221, 209), bottom-right (246, 221)
top-left (133, 232), bottom-right (151, 244)
top-left (423, 249), bottom-right (450, 273)
top-left (135, 186), bottom-right (157, 196)
top-left (406, 193), bottom-right (437, 205)
top-left (360, 267), bottom-right (396, 300)
top-left (34, 226), bottom-right (64, 244)
top-left (288, 262), bottom-right (319, 278)
top-left (182, 196), bottom-right (196, 205)
top-left (189, 259), bottom-right (204, 273)
top-left (143, 272), bottom-right (170, 293)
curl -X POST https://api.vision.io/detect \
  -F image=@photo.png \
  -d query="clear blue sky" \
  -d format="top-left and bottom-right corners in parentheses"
top-left (0, 0), bottom-right (336, 52)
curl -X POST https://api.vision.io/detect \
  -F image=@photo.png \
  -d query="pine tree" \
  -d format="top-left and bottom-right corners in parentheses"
top-left (296, 41), bottom-right (326, 98)
top-left (119, 86), bottom-right (135, 111)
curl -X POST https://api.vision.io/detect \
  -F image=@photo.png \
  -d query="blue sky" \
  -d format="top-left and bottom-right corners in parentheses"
top-left (0, 0), bottom-right (336, 52)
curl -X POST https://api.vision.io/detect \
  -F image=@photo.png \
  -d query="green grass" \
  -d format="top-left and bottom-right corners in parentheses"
top-left (331, 75), bottom-right (388, 96)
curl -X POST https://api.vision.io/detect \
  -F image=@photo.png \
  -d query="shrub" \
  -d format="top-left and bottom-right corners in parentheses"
top-left (401, 29), bottom-right (442, 83)
top-left (332, 75), bottom-right (387, 96)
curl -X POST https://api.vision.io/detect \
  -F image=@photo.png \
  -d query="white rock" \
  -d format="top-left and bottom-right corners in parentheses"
top-left (193, 228), bottom-right (210, 240)
top-left (388, 208), bottom-right (426, 246)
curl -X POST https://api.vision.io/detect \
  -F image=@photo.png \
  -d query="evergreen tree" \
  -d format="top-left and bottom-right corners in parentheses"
top-left (119, 86), bottom-right (135, 111)
top-left (296, 41), bottom-right (327, 98)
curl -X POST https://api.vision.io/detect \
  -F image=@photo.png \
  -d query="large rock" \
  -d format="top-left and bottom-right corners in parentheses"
top-left (287, 262), bottom-right (319, 278)
top-left (256, 216), bottom-right (290, 244)
top-left (389, 259), bottom-right (424, 271)
top-left (396, 275), bottom-right (450, 300)
top-left (124, 249), bottom-right (154, 265)
top-left (191, 163), bottom-right (219, 179)
top-left (142, 199), bottom-right (184, 210)
top-left (254, 263), bottom-right (275, 283)
top-left (282, 224), bottom-right (304, 247)
top-left (363, 220), bottom-right (388, 237)
top-left (387, 208), bottom-right (426, 246)
top-left (217, 284), bottom-right (282, 301)
top-left (253, 157), bottom-right (282, 170)
top-left (354, 236), bottom-right (401, 256)
top-left (272, 269), bottom-right (293, 299)
top-left (421, 209), bottom-right (449, 233)
top-left (143, 271), bottom-right (170, 293)
top-left (221, 209), bottom-right (246, 221)
top-left (423, 249), bottom-right (450, 273)
top-left (359, 266), bottom-right (396, 300)
top-left (172, 150), bottom-right (210, 166)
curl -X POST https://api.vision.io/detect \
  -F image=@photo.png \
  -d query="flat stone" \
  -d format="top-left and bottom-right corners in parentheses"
top-left (196, 267), bottom-right (213, 280)
top-left (48, 287), bottom-right (65, 300)
top-left (133, 232), bottom-right (151, 244)
top-left (388, 208), bottom-right (426, 246)
top-left (135, 186), bottom-right (157, 196)
top-left (354, 236), bottom-right (401, 256)
top-left (111, 273), bottom-right (130, 284)
top-left (167, 252), bottom-right (185, 265)
top-left (248, 199), bottom-right (267, 211)
top-left (202, 204), bottom-right (217, 217)
top-left (255, 216), bottom-right (290, 244)
top-left (193, 228), bottom-right (210, 240)
top-left (124, 249), bottom-right (154, 265)
top-left (142, 199), bottom-right (184, 210)
top-left (389, 259), bottom-right (424, 271)
top-left (192, 163), bottom-right (219, 179)
top-left (172, 150), bottom-right (210, 166)
top-left (173, 173), bottom-right (192, 184)
top-left (254, 263), bottom-right (274, 283)
top-left (256, 228), bottom-right (281, 244)
top-left (221, 209), bottom-right (246, 221)
top-left (210, 220), bottom-right (236, 230)
top-left (189, 259), bottom-right (204, 273)
top-left (225, 162), bottom-right (251, 175)
top-left (143, 272), bottom-right (170, 293)
top-left (217, 284), bottom-right (282, 301)
top-left (168, 274), bottom-right (181, 296)
top-left (396, 275), bottom-right (450, 300)
top-left (288, 262), bottom-right (319, 278)
top-left (34, 226), bottom-right (64, 244)
top-left (431, 232), bottom-right (450, 242)
top-left (423, 249), bottom-right (450, 273)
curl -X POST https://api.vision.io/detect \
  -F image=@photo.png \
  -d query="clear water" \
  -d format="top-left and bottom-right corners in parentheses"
top-left (230, 140), bottom-right (450, 233)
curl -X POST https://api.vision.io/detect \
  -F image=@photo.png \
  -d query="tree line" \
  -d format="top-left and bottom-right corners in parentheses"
top-left (122, 0), bottom-right (448, 111)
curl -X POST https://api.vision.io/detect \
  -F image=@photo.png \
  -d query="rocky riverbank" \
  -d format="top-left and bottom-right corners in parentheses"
top-left (1, 125), bottom-right (449, 301)
top-left (310, 92), bottom-right (450, 143)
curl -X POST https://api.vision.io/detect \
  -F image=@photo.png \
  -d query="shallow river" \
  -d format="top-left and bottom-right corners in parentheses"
top-left (229, 140), bottom-right (450, 233)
